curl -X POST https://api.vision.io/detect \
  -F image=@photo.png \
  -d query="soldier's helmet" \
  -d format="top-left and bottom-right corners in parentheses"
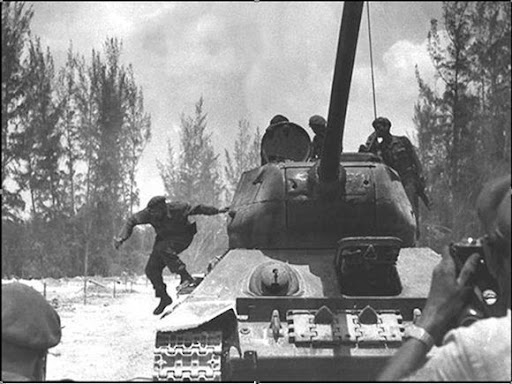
top-left (372, 116), bottom-right (392, 129)
top-left (2, 282), bottom-right (62, 351)
top-left (147, 196), bottom-right (166, 210)
top-left (309, 115), bottom-right (327, 135)
top-left (270, 115), bottom-right (289, 125)
top-left (309, 115), bottom-right (326, 128)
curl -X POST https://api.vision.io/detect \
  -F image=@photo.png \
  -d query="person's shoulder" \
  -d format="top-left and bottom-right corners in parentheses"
top-left (394, 135), bottom-right (412, 143)
top-left (451, 312), bottom-right (511, 379)
top-left (167, 201), bottom-right (190, 210)
top-left (469, 311), bottom-right (511, 335)
top-left (445, 313), bottom-right (511, 356)
top-left (2, 370), bottom-right (31, 382)
top-left (393, 135), bottom-right (416, 149)
top-left (131, 207), bottom-right (150, 220)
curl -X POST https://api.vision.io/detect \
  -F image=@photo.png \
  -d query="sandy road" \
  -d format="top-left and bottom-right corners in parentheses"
top-left (45, 278), bottom-right (179, 382)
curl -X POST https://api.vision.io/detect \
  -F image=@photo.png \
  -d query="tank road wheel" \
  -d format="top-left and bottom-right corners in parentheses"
top-left (153, 330), bottom-right (223, 381)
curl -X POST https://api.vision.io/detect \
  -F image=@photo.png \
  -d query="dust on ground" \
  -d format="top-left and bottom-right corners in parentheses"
top-left (2, 275), bottom-right (181, 382)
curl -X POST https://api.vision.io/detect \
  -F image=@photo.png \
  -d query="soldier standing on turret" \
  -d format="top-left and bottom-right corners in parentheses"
top-left (114, 196), bottom-right (228, 315)
top-left (359, 117), bottom-right (431, 238)
top-left (308, 115), bottom-right (327, 161)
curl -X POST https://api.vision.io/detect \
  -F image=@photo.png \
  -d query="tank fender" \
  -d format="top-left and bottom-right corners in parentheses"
top-left (158, 300), bottom-right (236, 333)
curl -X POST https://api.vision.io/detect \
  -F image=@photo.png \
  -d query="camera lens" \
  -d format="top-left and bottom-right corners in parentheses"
top-left (482, 289), bottom-right (498, 305)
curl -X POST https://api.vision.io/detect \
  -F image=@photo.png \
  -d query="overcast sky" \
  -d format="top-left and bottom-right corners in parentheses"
top-left (28, 1), bottom-right (443, 209)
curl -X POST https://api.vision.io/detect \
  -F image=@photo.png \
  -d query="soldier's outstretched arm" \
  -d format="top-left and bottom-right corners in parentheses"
top-left (189, 204), bottom-right (229, 216)
top-left (359, 132), bottom-right (377, 153)
top-left (114, 209), bottom-right (151, 250)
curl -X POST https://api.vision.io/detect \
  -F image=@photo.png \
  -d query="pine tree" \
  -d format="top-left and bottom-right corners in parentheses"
top-left (414, 1), bottom-right (511, 245)
top-left (159, 97), bottom-right (223, 206)
top-left (18, 36), bottom-right (62, 219)
top-left (11, 35), bottom-right (66, 277)
top-left (1, 5), bottom-right (152, 278)
top-left (1, 1), bottom-right (34, 220)
top-left (469, 2), bottom-right (511, 171)
top-left (121, 65), bottom-right (151, 215)
top-left (224, 119), bottom-right (261, 202)
top-left (86, 38), bottom-right (148, 276)
top-left (56, 44), bottom-right (84, 216)
top-left (158, 97), bottom-right (226, 272)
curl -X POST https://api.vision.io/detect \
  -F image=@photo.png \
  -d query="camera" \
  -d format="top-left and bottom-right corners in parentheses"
top-left (449, 237), bottom-right (499, 291)
top-left (449, 237), bottom-right (501, 326)
top-left (449, 237), bottom-right (487, 283)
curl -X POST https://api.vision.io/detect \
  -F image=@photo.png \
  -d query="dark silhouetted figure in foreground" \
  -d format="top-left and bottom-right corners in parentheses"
top-left (2, 282), bottom-right (62, 381)
top-left (378, 175), bottom-right (511, 381)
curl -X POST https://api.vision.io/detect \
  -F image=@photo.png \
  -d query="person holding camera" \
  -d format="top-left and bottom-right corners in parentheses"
top-left (378, 175), bottom-right (511, 381)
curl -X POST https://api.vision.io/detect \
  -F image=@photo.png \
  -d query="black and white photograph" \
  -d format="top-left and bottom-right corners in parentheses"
top-left (2, 1), bottom-right (510, 382)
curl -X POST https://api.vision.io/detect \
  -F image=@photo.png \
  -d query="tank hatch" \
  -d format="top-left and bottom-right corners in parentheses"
top-left (335, 236), bottom-right (403, 296)
top-left (261, 122), bottom-right (311, 163)
top-left (247, 261), bottom-right (302, 296)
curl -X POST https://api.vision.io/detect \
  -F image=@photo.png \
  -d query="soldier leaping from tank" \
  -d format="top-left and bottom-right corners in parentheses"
top-left (359, 116), bottom-right (431, 238)
top-left (114, 196), bottom-right (229, 315)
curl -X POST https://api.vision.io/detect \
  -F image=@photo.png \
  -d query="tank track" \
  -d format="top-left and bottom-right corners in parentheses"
top-left (153, 330), bottom-right (223, 381)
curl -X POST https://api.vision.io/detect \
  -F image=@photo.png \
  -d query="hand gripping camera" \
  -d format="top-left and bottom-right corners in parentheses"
top-left (449, 237), bottom-right (501, 325)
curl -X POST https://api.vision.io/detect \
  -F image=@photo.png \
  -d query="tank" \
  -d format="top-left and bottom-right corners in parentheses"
top-left (152, 2), bottom-right (440, 381)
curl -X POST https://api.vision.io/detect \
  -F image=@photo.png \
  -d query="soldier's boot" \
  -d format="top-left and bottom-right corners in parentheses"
top-left (153, 293), bottom-right (173, 315)
top-left (178, 268), bottom-right (195, 287)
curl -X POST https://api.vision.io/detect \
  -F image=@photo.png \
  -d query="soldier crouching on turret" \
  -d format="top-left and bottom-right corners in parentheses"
top-left (114, 196), bottom-right (229, 315)
top-left (359, 117), bottom-right (431, 239)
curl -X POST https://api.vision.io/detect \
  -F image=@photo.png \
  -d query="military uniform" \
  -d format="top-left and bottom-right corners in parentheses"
top-left (116, 198), bottom-right (223, 309)
top-left (2, 282), bottom-right (62, 381)
top-left (310, 133), bottom-right (326, 160)
top-left (308, 115), bottom-right (327, 161)
top-left (361, 130), bottom-right (427, 238)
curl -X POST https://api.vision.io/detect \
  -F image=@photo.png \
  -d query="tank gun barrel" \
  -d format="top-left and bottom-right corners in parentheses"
top-left (319, 1), bottom-right (364, 183)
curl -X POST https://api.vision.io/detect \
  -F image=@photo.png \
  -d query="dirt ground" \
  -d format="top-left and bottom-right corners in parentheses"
top-left (3, 275), bottom-right (180, 382)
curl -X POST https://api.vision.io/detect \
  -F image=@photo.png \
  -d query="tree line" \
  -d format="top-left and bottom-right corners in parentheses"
top-left (2, 2), bottom-right (152, 278)
top-left (415, 1), bottom-right (511, 249)
top-left (156, 97), bottom-right (261, 272)
top-left (2, 1), bottom-right (510, 278)
top-left (1, 2), bottom-right (261, 278)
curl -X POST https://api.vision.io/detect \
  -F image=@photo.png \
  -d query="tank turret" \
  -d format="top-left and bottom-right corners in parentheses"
top-left (227, 1), bottom-right (415, 249)
top-left (153, 3), bottom-right (438, 381)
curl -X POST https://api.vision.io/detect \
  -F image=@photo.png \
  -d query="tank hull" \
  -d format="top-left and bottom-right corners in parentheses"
top-left (154, 247), bottom-right (439, 381)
